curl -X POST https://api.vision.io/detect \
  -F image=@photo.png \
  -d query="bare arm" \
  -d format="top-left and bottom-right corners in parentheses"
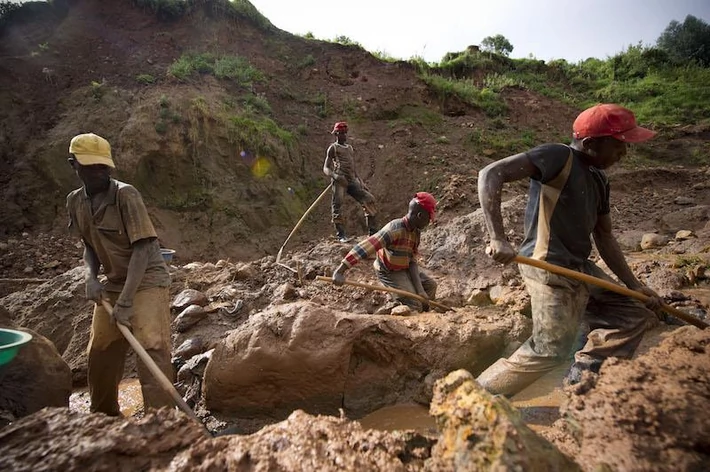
top-left (593, 214), bottom-right (643, 289)
top-left (593, 214), bottom-right (662, 308)
top-left (83, 242), bottom-right (104, 302)
top-left (323, 146), bottom-right (336, 179)
top-left (83, 242), bottom-right (101, 279)
top-left (116, 238), bottom-right (156, 308)
top-left (478, 153), bottom-right (538, 263)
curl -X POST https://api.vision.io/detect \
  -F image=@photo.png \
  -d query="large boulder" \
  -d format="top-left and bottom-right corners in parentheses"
top-left (0, 308), bottom-right (72, 424)
top-left (427, 369), bottom-right (580, 471)
top-left (0, 266), bottom-right (94, 384)
top-left (203, 301), bottom-right (530, 418)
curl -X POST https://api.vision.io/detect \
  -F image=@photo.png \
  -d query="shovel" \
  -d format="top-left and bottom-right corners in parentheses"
top-left (316, 275), bottom-right (455, 312)
top-left (99, 300), bottom-right (213, 436)
top-left (513, 255), bottom-right (709, 329)
top-left (276, 183), bottom-right (333, 273)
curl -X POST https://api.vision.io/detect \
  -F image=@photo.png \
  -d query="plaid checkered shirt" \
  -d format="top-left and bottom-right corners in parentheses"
top-left (342, 217), bottom-right (419, 271)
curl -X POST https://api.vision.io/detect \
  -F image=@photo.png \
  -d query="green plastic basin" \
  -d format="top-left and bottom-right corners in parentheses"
top-left (0, 328), bottom-right (33, 367)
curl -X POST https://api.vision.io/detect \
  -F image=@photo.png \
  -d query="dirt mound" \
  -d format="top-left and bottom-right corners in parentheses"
top-left (0, 407), bottom-right (207, 472)
top-left (177, 410), bottom-right (433, 471)
top-left (548, 326), bottom-right (710, 471)
top-left (203, 301), bottom-right (530, 419)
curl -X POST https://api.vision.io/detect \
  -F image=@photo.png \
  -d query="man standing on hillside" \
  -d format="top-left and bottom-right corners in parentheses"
top-left (476, 104), bottom-right (663, 396)
top-left (65, 133), bottom-right (174, 416)
top-left (332, 192), bottom-right (437, 313)
top-left (323, 121), bottom-right (378, 242)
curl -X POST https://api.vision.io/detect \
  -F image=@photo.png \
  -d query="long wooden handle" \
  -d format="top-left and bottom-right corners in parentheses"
top-left (316, 276), bottom-right (454, 312)
top-left (514, 255), bottom-right (709, 329)
top-left (100, 300), bottom-right (211, 434)
top-left (276, 183), bottom-right (333, 264)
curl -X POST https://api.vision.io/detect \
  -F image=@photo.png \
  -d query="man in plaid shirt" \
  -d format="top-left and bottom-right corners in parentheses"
top-left (333, 192), bottom-right (438, 312)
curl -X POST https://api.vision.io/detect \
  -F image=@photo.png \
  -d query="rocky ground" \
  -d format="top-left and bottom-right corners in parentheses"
top-left (1, 165), bottom-right (709, 470)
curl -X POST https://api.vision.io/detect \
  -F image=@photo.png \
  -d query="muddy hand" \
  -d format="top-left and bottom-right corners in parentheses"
top-left (85, 276), bottom-right (104, 303)
top-left (111, 303), bottom-right (134, 328)
top-left (332, 269), bottom-right (346, 286)
top-left (486, 239), bottom-right (516, 264)
top-left (635, 285), bottom-right (663, 311)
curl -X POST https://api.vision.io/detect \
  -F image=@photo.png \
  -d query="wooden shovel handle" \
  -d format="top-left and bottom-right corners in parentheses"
top-left (100, 300), bottom-right (211, 434)
top-left (316, 276), bottom-right (454, 312)
top-left (514, 255), bottom-right (708, 329)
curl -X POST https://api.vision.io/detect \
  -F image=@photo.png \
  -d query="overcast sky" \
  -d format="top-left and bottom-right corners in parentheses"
top-left (6, 0), bottom-right (709, 63)
top-left (250, 0), bottom-right (710, 63)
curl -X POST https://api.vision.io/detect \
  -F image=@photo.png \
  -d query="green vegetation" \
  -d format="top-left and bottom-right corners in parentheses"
top-left (226, 114), bottom-right (294, 155)
top-left (414, 16), bottom-right (710, 127)
top-left (130, 0), bottom-right (273, 29)
top-left (333, 35), bottom-right (362, 49)
top-left (241, 93), bottom-right (271, 114)
top-left (481, 34), bottom-right (513, 57)
top-left (168, 53), bottom-right (264, 86)
top-left (155, 95), bottom-right (181, 135)
top-left (90, 80), bottom-right (105, 102)
top-left (136, 74), bottom-right (156, 85)
top-left (0, 0), bottom-right (20, 29)
top-left (388, 105), bottom-right (443, 129)
top-left (297, 54), bottom-right (316, 69)
top-left (657, 14), bottom-right (710, 66)
top-left (421, 73), bottom-right (507, 117)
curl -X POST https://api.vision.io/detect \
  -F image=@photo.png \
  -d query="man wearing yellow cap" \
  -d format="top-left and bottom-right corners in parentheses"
top-left (65, 133), bottom-right (173, 416)
top-left (323, 121), bottom-right (378, 242)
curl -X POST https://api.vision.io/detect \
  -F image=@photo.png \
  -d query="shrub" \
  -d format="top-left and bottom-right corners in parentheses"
top-left (168, 53), bottom-right (262, 86)
top-left (136, 74), bottom-right (156, 85)
top-left (421, 73), bottom-right (507, 117)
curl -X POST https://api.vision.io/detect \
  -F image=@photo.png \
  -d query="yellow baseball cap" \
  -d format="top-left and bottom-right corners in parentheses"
top-left (69, 133), bottom-right (115, 168)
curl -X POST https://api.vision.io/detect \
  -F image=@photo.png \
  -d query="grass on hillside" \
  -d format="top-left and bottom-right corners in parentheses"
top-left (413, 47), bottom-right (710, 128)
top-left (130, 0), bottom-right (273, 29)
top-left (168, 53), bottom-right (264, 86)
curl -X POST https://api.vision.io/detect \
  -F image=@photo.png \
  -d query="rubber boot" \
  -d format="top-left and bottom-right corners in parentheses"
top-left (366, 216), bottom-right (378, 236)
top-left (335, 224), bottom-right (348, 243)
top-left (475, 358), bottom-right (548, 398)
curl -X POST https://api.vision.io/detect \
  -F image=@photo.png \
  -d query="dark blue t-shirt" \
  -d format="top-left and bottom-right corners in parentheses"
top-left (518, 143), bottom-right (610, 269)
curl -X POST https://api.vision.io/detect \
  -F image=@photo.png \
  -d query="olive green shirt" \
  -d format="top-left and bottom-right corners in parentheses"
top-left (66, 179), bottom-right (170, 292)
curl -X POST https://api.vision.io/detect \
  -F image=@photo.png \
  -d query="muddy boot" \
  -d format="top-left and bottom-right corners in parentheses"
top-left (366, 216), bottom-right (378, 236)
top-left (563, 359), bottom-right (603, 387)
top-left (335, 224), bottom-right (348, 243)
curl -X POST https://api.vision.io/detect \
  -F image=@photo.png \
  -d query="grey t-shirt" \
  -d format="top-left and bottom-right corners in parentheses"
top-left (518, 143), bottom-right (610, 269)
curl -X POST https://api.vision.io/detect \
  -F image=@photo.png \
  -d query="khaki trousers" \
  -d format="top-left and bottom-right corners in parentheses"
top-left (87, 286), bottom-right (174, 415)
top-left (476, 261), bottom-right (657, 396)
top-left (375, 262), bottom-right (437, 312)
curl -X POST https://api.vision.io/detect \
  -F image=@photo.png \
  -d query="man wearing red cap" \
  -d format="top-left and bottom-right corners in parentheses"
top-left (332, 192), bottom-right (437, 313)
top-left (476, 104), bottom-right (663, 396)
top-left (323, 121), bottom-right (378, 242)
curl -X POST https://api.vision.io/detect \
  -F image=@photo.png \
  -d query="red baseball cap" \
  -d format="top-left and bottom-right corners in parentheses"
top-left (413, 192), bottom-right (437, 221)
top-left (332, 122), bottom-right (348, 134)
top-left (573, 104), bottom-right (656, 143)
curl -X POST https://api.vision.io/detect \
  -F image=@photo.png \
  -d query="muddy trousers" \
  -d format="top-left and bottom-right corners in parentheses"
top-left (87, 286), bottom-right (174, 416)
top-left (331, 179), bottom-right (378, 234)
top-left (375, 262), bottom-right (437, 312)
top-left (476, 262), bottom-right (658, 397)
